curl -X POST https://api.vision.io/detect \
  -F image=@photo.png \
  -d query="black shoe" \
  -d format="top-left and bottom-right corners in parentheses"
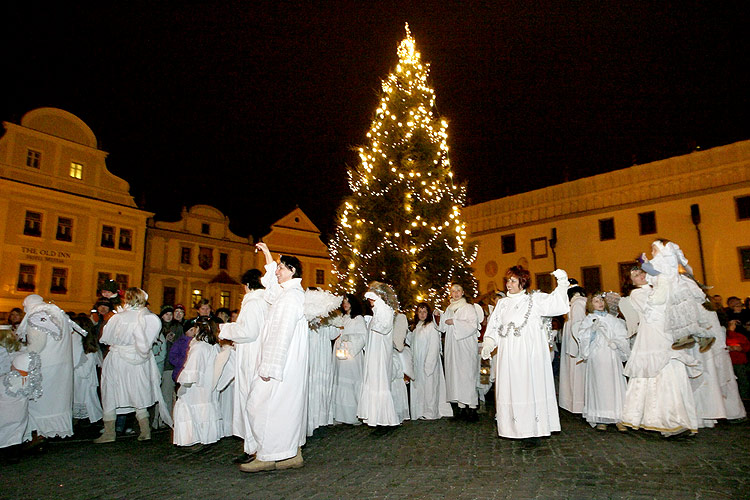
top-left (521, 437), bottom-right (540, 449)
top-left (465, 408), bottom-right (479, 422)
top-left (232, 452), bottom-right (255, 464)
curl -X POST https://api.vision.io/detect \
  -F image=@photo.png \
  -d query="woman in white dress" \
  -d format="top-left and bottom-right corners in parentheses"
top-left (72, 315), bottom-right (103, 424)
top-left (173, 317), bottom-right (222, 447)
top-left (482, 267), bottom-right (570, 447)
top-left (408, 302), bottom-right (452, 420)
top-left (330, 294), bottom-right (367, 424)
top-left (577, 293), bottom-right (629, 430)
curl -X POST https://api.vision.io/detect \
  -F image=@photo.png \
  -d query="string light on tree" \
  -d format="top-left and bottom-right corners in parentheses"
top-left (330, 24), bottom-right (477, 310)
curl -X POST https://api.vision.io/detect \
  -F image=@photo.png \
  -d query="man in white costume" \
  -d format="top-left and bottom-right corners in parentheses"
top-left (482, 267), bottom-right (570, 447)
top-left (358, 282), bottom-right (400, 433)
top-left (391, 311), bottom-right (410, 423)
top-left (436, 284), bottom-right (483, 422)
top-left (620, 267), bottom-right (700, 436)
top-left (241, 243), bottom-right (308, 472)
top-left (218, 268), bottom-right (268, 464)
top-left (16, 294), bottom-right (75, 440)
top-left (558, 282), bottom-right (587, 414)
top-left (95, 288), bottom-right (172, 443)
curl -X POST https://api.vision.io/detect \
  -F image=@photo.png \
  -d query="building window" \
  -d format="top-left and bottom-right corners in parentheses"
top-left (56, 217), bottom-right (73, 242)
top-left (50, 267), bottom-right (68, 294)
top-left (191, 289), bottom-right (203, 309)
top-left (599, 218), bottom-right (615, 241)
top-left (501, 234), bottom-right (516, 254)
top-left (736, 195), bottom-right (750, 221)
top-left (220, 291), bottom-right (231, 308)
top-left (181, 247), bottom-right (192, 264)
top-left (162, 286), bottom-right (176, 307)
top-left (26, 149), bottom-right (41, 168)
top-left (581, 266), bottom-right (602, 295)
top-left (638, 211), bottom-right (657, 235)
top-left (201, 223), bottom-right (210, 235)
top-left (118, 229), bottom-right (133, 251)
top-left (219, 252), bottom-right (228, 270)
top-left (101, 225), bottom-right (116, 248)
top-left (315, 269), bottom-right (325, 285)
top-left (739, 247), bottom-right (750, 281)
top-left (115, 274), bottom-right (129, 291)
top-left (97, 272), bottom-right (111, 292)
top-left (17, 264), bottom-right (36, 292)
top-left (24, 211), bottom-right (42, 237)
top-left (69, 162), bottom-right (83, 179)
top-left (535, 273), bottom-right (553, 293)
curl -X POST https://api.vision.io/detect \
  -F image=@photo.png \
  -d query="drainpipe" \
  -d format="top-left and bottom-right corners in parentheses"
top-left (549, 227), bottom-right (558, 270)
top-left (690, 204), bottom-right (707, 285)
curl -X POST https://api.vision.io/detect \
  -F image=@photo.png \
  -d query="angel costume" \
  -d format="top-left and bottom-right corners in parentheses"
top-left (17, 295), bottom-right (75, 438)
top-left (391, 312), bottom-right (410, 423)
top-left (0, 351), bottom-right (40, 448)
top-left (437, 298), bottom-right (482, 409)
top-left (578, 310), bottom-right (630, 427)
top-left (330, 313), bottom-right (366, 424)
top-left (483, 273), bottom-right (570, 439)
top-left (307, 321), bottom-right (338, 436)
top-left (408, 319), bottom-right (452, 420)
top-left (558, 294), bottom-right (587, 413)
top-left (246, 262), bottom-right (308, 461)
top-left (72, 331), bottom-right (103, 423)
top-left (173, 339), bottom-right (222, 446)
top-left (218, 288), bottom-right (267, 454)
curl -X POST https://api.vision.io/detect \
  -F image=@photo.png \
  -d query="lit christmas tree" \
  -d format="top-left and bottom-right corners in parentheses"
top-left (330, 24), bottom-right (477, 310)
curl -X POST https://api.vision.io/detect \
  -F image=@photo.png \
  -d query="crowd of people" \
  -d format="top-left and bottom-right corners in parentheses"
top-left (1, 238), bottom-right (749, 467)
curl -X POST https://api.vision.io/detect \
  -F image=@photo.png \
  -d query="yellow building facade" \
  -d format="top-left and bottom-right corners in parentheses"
top-left (0, 108), bottom-right (152, 313)
top-left (464, 140), bottom-right (750, 300)
top-left (143, 205), bottom-right (333, 313)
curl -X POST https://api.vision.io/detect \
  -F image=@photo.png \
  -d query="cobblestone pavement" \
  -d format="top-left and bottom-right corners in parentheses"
top-left (3, 407), bottom-right (749, 500)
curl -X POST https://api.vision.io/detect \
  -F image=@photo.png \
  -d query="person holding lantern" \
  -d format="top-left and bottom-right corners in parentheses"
top-left (330, 294), bottom-right (367, 425)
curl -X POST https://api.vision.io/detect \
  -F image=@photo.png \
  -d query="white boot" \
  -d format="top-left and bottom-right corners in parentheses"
top-left (137, 417), bottom-right (151, 441)
top-left (94, 420), bottom-right (116, 444)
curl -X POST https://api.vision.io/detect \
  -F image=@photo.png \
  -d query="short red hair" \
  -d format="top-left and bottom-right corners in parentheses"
top-left (505, 266), bottom-right (531, 290)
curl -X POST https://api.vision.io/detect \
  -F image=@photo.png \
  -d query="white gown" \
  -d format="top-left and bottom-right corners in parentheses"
top-left (438, 300), bottom-right (481, 408)
top-left (578, 312), bottom-right (629, 427)
top-left (408, 320), bottom-right (452, 420)
top-left (307, 323), bottom-right (337, 435)
top-left (330, 315), bottom-right (366, 424)
top-left (558, 295), bottom-right (587, 413)
top-left (621, 284), bottom-right (700, 434)
top-left (485, 283), bottom-right (570, 439)
top-left (391, 313), bottom-right (410, 423)
top-left (247, 263), bottom-right (308, 461)
top-left (72, 333), bottom-right (103, 423)
top-left (357, 298), bottom-right (399, 427)
top-left (173, 340), bottom-right (221, 446)
top-left (218, 289), bottom-right (267, 453)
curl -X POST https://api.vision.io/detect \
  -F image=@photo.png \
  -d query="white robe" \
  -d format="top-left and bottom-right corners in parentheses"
top-left (391, 313), bottom-right (410, 422)
top-left (358, 299), bottom-right (399, 427)
top-left (437, 300), bottom-right (481, 408)
top-left (621, 285), bottom-right (699, 434)
top-left (558, 295), bottom-right (587, 413)
top-left (100, 307), bottom-right (172, 426)
top-left (307, 323), bottom-right (337, 435)
top-left (218, 289), bottom-right (267, 453)
top-left (578, 312), bottom-right (629, 427)
top-left (485, 283), bottom-right (570, 439)
top-left (72, 333), bottom-right (103, 422)
top-left (331, 315), bottom-right (366, 424)
top-left (408, 321), bottom-right (452, 420)
top-left (173, 340), bottom-right (222, 446)
top-left (247, 263), bottom-right (308, 461)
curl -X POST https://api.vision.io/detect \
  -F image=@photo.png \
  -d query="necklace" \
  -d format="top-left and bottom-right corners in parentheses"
top-left (498, 293), bottom-right (534, 337)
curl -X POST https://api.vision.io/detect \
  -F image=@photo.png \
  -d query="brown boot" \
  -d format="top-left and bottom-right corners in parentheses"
top-left (94, 420), bottom-right (116, 444)
top-left (276, 448), bottom-right (304, 470)
top-left (137, 417), bottom-right (151, 441)
top-left (240, 459), bottom-right (276, 473)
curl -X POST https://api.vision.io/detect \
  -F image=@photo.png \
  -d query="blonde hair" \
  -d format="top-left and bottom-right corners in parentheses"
top-left (124, 287), bottom-right (148, 308)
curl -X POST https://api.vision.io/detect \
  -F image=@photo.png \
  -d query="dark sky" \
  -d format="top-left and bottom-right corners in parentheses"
top-left (5, 2), bottom-right (749, 240)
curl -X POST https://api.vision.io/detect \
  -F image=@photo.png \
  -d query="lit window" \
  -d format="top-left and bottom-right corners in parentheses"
top-left (220, 291), bottom-right (231, 308)
top-left (69, 162), bottom-right (83, 179)
top-left (56, 217), bottom-right (73, 242)
top-left (119, 229), bottom-right (132, 251)
top-left (316, 269), bottom-right (325, 285)
top-left (192, 289), bottom-right (203, 308)
top-left (101, 225), bottom-right (115, 248)
top-left (50, 267), bottom-right (68, 294)
top-left (18, 264), bottom-right (36, 292)
top-left (24, 211), bottom-right (42, 237)
top-left (26, 149), bottom-right (41, 168)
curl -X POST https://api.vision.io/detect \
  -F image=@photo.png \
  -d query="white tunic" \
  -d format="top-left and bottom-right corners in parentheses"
top-left (621, 285), bottom-right (699, 434)
top-left (391, 313), bottom-right (410, 422)
top-left (357, 299), bottom-right (399, 427)
top-left (218, 289), bottom-right (267, 452)
top-left (72, 333), bottom-right (103, 422)
top-left (485, 284), bottom-right (570, 439)
top-left (578, 312), bottom-right (629, 427)
top-left (558, 295), bottom-right (587, 413)
top-left (247, 264), bottom-right (308, 461)
top-left (408, 320), bottom-right (452, 420)
top-left (173, 340), bottom-right (221, 446)
top-left (437, 300), bottom-right (481, 407)
top-left (331, 315), bottom-right (366, 424)
top-left (307, 323), bottom-right (337, 435)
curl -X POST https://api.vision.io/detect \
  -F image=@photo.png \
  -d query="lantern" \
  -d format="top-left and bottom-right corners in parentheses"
top-left (336, 336), bottom-right (351, 360)
top-left (479, 358), bottom-right (491, 385)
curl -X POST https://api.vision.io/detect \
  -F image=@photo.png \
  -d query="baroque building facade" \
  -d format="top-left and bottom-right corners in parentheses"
top-left (464, 140), bottom-right (750, 300)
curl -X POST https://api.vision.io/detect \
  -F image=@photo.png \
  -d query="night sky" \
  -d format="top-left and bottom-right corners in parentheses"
top-left (5, 2), bottom-right (749, 240)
